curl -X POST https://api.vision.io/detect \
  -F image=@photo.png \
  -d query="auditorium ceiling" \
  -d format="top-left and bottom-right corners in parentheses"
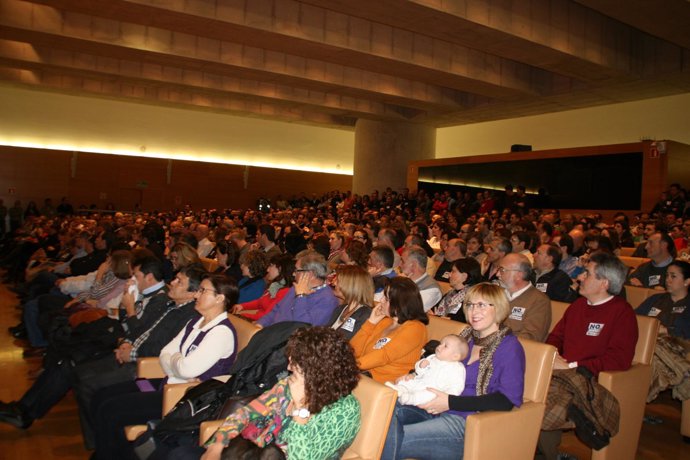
top-left (1, 0), bottom-right (689, 129)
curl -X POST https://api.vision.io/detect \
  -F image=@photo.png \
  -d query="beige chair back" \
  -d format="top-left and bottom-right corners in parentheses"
top-left (619, 247), bottom-right (635, 257)
top-left (592, 315), bottom-right (658, 460)
top-left (341, 376), bottom-right (398, 459)
top-left (618, 256), bottom-right (650, 271)
top-left (518, 338), bottom-right (557, 404)
top-left (623, 285), bottom-right (652, 308)
top-left (633, 315), bottom-right (658, 365)
top-left (228, 314), bottom-right (260, 353)
top-left (549, 301), bottom-right (570, 332)
top-left (463, 338), bottom-right (556, 460)
top-left (437, 281), bottom-right (453, 295)
top-left (426, 315), bottom-right (468, 341)
top-left (200, 257), bottom-right (218, 272)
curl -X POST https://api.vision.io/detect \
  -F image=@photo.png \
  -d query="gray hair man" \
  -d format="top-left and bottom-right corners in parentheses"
top-left (401, 245), bottom-right (442, 312)
top-left (497, 253), bottom-right (551, 342)
top-left (540, 251), bottom-right (637, 459)
top-left (257, 250), bottom-right (338, 327)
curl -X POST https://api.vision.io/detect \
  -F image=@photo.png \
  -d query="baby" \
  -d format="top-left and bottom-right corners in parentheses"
top-left (385, 334), bottom-right (468, 405)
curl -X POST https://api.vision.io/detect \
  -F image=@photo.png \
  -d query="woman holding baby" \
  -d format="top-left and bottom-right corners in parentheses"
top-left (381, 282), bottom-right (526, 460)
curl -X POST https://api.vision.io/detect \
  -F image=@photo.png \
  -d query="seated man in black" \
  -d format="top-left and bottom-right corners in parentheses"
top-left (533, 243), bottom-right (578, 303)
top-left (627, 232), bottom-right (675, 288)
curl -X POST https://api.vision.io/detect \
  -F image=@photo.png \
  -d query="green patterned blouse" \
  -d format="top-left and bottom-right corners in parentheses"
top-left (209, 378), bottom-right (361, 459)
top-left (281, 393), bottom-right (360, 459)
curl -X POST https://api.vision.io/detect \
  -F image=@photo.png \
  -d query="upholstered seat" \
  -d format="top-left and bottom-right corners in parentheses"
top-left (549, 301), bottom-right (659, 459)
top-left (618, 256), bottom-right (650, 271)
top-left (463, 338), bottom-right (557, 459)
top-left (437, 281), bottom-right (453, 295)
top-left (623, 285), bottom-right (653, 309)
top-left (199, 257), bottom-right (218, 272)
top-left (134, 313), bottom-right (260, 379)
top-left (425, 314), bottom-right (467, 341)
top-left (125, 315), bottom-right (260, 441)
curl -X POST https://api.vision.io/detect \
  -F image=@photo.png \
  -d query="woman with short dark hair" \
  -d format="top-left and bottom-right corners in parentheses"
top-left (434, 257), bottom-right (482, 322)
top-left (350, 277), bottom-right (428, 383)
top-left (237, 249), bottom-right (268, 303)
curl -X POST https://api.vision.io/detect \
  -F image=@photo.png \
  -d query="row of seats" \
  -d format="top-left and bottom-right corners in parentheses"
top-left (132, 305), bottom-right (660, 459)
top-left (131, 314), bottom-right (556, 459)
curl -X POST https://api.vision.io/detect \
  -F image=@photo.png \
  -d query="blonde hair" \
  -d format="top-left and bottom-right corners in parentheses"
top-left (463, 282), bottom-right (510, 324)
top-left (336, 265), bottom-right (374, 308)
top-left (170, 242), bottom-right (200, 268)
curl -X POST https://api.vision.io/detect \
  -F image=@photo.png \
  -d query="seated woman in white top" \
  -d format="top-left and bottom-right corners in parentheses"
top-left (161, 274), bottom-right (238, 383)
top-left (89, 274), bottom-right (239, 460)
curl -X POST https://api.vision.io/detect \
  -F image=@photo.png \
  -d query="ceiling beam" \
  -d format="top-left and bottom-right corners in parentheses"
top-left (26, 0), bottom-right (551, 100)
top-left (0, 39), bottom-right (422, 123)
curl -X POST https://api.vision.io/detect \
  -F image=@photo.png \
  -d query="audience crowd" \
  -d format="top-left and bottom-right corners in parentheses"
top-left (0, 181), bottom-right (688, 460)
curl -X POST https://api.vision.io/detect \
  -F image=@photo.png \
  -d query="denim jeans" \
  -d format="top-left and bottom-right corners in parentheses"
top-left (381, 403), bottom-right (466, 460)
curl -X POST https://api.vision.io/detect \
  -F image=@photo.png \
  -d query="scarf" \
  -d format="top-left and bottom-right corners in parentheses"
top-left (267, 279), bottom-right (287, 298)
top-left (435, 288), bottom-right (467, 317)
top-left (460, 325), bottom-right (511, 395)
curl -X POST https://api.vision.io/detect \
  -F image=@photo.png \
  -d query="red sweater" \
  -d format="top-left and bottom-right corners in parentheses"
top-left (546, 296), bottom-right (638, 376)
top-left (237, 287), bottom-right (289, 321)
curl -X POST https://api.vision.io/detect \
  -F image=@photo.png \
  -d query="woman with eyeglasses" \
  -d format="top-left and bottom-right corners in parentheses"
top-left (88, 274), bottom-right (240, 460)
top-left (350, 277), bottom-right (428, 384)
top-left (352, 227), bottom-right (373, 251)
top-left (382, 282), bottom-right (526, 460)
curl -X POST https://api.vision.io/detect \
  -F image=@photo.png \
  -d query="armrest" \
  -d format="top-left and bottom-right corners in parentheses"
top-left (238, 309), bottom-right (259, 317)
top-left (199, 420), bottom-right (224, 445)
top-left (137, 357), bottom-right (166, 379)
top-left (593, 363), bottom-right (652, 460)
top-left (124, 424), bottom-right (148, 441)
top-left (463, 402), bottom-right (546, 460)
top-left (162, 382), bottom-right (199, 415)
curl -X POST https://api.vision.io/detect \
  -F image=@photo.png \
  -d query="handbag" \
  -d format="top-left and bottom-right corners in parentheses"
top-left (223, 436), bottom-right (285, 460)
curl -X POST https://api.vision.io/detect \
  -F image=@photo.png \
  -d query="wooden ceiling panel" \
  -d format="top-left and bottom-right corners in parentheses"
top-left (0, 0), bottom-right (687, 128)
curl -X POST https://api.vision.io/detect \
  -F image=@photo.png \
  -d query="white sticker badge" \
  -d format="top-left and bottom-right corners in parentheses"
top-left (648, 275), bottom-right (661, 287)
top-left (536, 283), bottom-right (548, 293)
top-left (586, 323), bottom-right (605, 336)
top-left (374, 337), bottom-right (391, 350)
top-left (509, 306), bottom-right (526, 321)
top-left (341, 317), bottom-right (356, 332)
top-left (648, 307), bottom-right (662, 317)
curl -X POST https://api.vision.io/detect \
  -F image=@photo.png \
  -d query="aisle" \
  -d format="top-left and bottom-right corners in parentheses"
top-left (0, 277), bottom-right (89, 460)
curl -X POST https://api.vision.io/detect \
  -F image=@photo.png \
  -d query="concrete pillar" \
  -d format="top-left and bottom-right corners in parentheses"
top-left (353, 120), bottom-right (435, 195)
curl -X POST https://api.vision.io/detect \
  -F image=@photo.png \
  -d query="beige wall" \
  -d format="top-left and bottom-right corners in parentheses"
top-left (0, 84), bottom-right (355, 175)
top-left (436, 93), bottom-right (690, 157)
top-left (2, 83), bottom-right (689, 186)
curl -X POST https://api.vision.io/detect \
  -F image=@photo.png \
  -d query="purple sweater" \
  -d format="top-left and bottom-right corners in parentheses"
top-left (449, 334), bottom-right (525, 419)
top-left (257, 285), bottom-right (339, 327)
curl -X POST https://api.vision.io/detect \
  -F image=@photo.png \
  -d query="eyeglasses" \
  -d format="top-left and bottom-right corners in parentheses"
top-left (198, 287), bottom-right (217, 295)
top-left (465, 302), bottom-right (494, 311)
top-left (294, 269), bottom-right (310, 273)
